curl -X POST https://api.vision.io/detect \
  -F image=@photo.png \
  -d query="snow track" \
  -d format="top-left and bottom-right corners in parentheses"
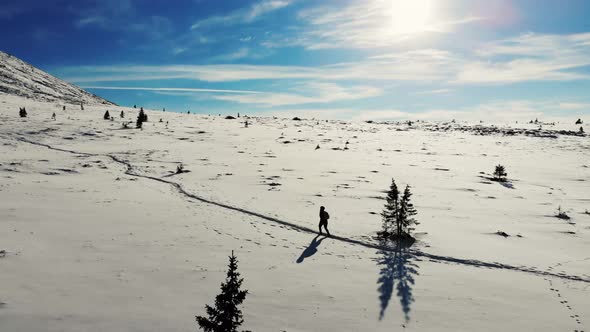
top-left (7, 134), bottom-right (590, 284)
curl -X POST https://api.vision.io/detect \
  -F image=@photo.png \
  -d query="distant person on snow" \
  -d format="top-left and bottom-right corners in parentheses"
top-left (319, 206), bottom-right (330, 236)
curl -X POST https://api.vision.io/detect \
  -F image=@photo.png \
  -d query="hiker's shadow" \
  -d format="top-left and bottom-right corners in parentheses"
top-left (376, 240), bottom-right (419, 322)
top-left (296, 235), bottom-right (328, 264)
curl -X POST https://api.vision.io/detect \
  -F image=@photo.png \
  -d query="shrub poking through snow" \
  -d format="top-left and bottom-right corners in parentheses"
top-left (493, 164), bottom-right (507, 182)
top-left (103, 110), bottom-right (110, 120)
top-left (196, 251), bottom-right (249, 332)
top-left (379, 179), bottom-right (418, 243)
top-left (120, 110), bottom-right (124, 118)
top-left (555, 206), bottom-right (570, 220)
top-left (575, 118), bottom-right (583, 125)
top-left (19, 107), bottom-right (27, 117)
top-left (176, 164), bottom-right (184, 174)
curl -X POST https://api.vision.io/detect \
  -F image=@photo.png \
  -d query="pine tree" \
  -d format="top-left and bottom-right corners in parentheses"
top-left (399, 185), bottom-right (418, 236)
top-left (196, 251), bottom-right (249, 332)
top-left (103, 110), bottom-right (110, 120)
top-left (381, 178), bottom-right (400, 237)
top-left (493, 164), bottom-right (507, 181)
top-left (136, 109), bottom-right (147, 129)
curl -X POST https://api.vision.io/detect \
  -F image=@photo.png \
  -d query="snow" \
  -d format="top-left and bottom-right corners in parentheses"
top-left (0, 51), bottom-right (114, 106)
top-left (0, 94), bottom-right (589, 331)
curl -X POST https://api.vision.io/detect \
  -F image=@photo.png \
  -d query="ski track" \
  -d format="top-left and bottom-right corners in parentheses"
top-left (6, 134), bottom-right (590, 285)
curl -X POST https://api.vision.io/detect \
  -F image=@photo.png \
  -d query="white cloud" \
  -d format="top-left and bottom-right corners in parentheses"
top-left (191, 0), bottom-right (292, 29)
top-left (559, 102), bottom-right (590, 110)
top-left (455, 32), bottom-right (590, 84)
top-left (61, 48), bottom-right (453, 83)
top-left (172, 47), bottom-right (188, 55)
top-left (414, 89), bottom-right (452, 95)
top-left (82, 86), bottom-right (260, 94)
top-left (290, 0), bottom-right (482, 49)
top-left (214, 82), bottom-right (382, 107)
top-left (269, 99), bottom-right (589, 122)
top-left (61, 32), bottom-right (590, 87)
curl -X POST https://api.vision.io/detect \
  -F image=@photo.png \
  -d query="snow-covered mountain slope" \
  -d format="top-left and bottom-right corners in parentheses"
top-left (0, 51), bottom-right (115, 106)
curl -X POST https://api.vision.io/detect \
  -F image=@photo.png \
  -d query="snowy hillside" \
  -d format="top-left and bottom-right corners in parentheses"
top-left (0, 95), bottom-right (588, 332)
top-left (0, 51), bottom-right (114, 106)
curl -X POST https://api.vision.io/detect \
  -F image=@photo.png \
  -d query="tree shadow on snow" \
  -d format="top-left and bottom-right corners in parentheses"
top-left (376, 240), bottom-right (419, 322)
top-left (296, 235), bottom-right (328, 264)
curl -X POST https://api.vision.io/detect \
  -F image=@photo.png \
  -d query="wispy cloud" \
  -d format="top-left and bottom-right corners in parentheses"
top-left (287, 0), bottom-right (482, 49)
top-left (354, 100), bottom-right (589, 122)
top-left (455, 32), bottom-right (590, 84)
top-left (414, 89), bottom-right (452, 95)
top-left (559, 102), bottom-right (590, 110)
top-left (172, 47), bottom-right (188, 55)
top-left (214, 82), bottom-right (382, 106)
top-left (61, 32), bottom-right (590, 88)
top-left (82, 86), bottom-right (261, 94)
top-left (72, 1), bottom-right (173, 40)
top-left (191, 0), bottom-right (293, 29)
top-left (209, 47), bottom-right (274, 62)
top-left (61, 48), bottom-right (453, 83)
top-left (259, 97), bottom-right (590, 122)
top-left (73, 0), bottom-right (134, 28)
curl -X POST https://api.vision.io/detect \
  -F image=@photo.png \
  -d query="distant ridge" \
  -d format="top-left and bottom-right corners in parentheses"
top-left (0, 50), bottom-right (115, 106)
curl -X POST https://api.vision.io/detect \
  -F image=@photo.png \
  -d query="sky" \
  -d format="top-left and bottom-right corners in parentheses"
top-left (1, 0), bottom-right (590, 121)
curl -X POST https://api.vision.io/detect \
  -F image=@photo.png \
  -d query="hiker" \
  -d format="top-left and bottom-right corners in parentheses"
top-left (319, 206), bottom-right (330, 236)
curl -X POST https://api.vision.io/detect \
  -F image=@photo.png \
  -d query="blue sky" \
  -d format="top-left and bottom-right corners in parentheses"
top-left (1, 0), bottom-right (590, 120)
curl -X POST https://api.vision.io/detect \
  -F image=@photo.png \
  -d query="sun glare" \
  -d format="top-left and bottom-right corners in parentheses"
top-left (389, 0), bottom-right (435, 35)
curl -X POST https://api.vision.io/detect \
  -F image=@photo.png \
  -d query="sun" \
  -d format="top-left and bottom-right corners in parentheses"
top-left (389, 0), bottom-right (435, 35)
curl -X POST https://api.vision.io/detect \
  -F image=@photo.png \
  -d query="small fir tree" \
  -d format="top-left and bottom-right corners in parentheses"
top-left (103, 110), bottom-right (110, 120)
top-left (196, 251), bottom-right (249, 332)
top-left (136, 113), bottom-right (144, 129)
top-left (381, 178), bottom-right (400, 237)
top-left (493, 164), bottom-right (507, 182)
top-left (399, 185), bottom-right (418, 236)
top-left (136, 108), bottom-right (148, 128)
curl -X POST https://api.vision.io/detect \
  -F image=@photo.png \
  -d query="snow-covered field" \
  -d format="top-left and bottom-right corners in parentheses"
top-left (1, 95), bottom-right (589, 331)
